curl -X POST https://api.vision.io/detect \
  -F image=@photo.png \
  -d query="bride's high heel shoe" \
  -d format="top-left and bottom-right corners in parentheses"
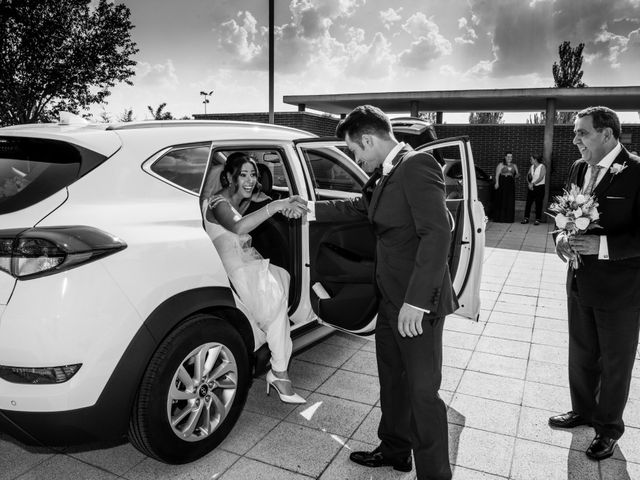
top-left (266, 370), bottom-right (306, 404)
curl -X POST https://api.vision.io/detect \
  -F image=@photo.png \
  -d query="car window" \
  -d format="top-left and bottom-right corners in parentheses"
top-left (0, 137), bottom-right (105, 214)
top-left (150, 144), bottom-right (211, 193)
top-left (302, 148), bottom-right (361, 193)
top-left (474, 166), bottom-right (490, 181)
top-left (434, 146), bottom-right (465, 201)
top-left (203, 148), bottom-right (294, 201)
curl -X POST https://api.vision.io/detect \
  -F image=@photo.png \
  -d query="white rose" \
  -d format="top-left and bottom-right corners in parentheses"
top-left (575, 217), bottom-right (590, 230)
top-left (555, 214), bottom-right (568, 229)
top-left (573, 208), bottom-right (583, 218)
top-left (575, 194), bottom-right (586, 204)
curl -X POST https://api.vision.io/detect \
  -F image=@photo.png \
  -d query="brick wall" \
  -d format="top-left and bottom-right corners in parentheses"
top-left (435, 124), bottom-right (640, 202)
top-left (196, 112), bottom-right (640, 203)
top-left (193, 111), bottom-right (339, 137)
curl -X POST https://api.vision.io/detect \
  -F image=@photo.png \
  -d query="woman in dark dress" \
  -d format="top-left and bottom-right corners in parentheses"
top-left (492, 151), bottom-right (519, 222)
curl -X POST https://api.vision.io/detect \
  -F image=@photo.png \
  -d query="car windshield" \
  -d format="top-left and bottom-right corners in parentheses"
top-left (0, 137), bottom-right (104, 214)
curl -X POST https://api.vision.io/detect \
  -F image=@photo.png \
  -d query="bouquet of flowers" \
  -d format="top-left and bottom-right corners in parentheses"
top-left (547, 184), bottom-right (602, 268)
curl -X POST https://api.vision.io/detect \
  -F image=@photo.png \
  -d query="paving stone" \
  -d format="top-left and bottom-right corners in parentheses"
top-left (510, 438), bottom-right (599, 480)
top-left (220, 457), bottom-right (313, 480)
top-left (122, 448), bottom-right (238, 480)
top-left (492, 301), bottom-right (537, 316)
top-left (448, 393), bottom-right (521, 436)
top-left (0, 435), bottom-right (55, 480)
top-left (247, 422), bottom-right (343, 478)
top-left (295, 342), bottom-right (358, 368)
top-left (482, 323), bottom-right (533, 343)
top-left (316, 370), bottom-right (379, 405)
top-left (340, 349), bottom-right (378, 377)
top-left (218, 410), bottom-right (279, 455)
top-left (443, 346), bottom-right (473, 369)
top-left (68, 442), bottom-right (145, 476)
top-left (529, 343), bottom-right (568, 366)
top-left (531, 327), bottom-right (568, 348)
top-left (350, 406), bottom-right (380, 445)
top-left (525, 359), bottom-right (569, 387)
top-left (475, 336), bottom-right (530, 359)
top-left (467, 351), bottom-right (528, 379)
top-left (17, 455), bottom-right (119, 480)
top-left (443, 330), bottom-right (480, 351)
top-left (457, 370), bottom-right (524, 405)
top-left (487, 310), bottom-right (535, 329)
top-left (286, 392), bottom-right (371, 438)
top-left (522, 381), bottom-right (571, 412)
top-left (448, 425), bottom-right (514, 478)
top-left (289, 358), bottom-right (338, 392)
top-left (534, 316), bottom-right (569, 333)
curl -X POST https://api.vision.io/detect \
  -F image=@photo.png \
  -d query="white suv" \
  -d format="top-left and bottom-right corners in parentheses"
top-left (0, 119), bottom-right (484, 464)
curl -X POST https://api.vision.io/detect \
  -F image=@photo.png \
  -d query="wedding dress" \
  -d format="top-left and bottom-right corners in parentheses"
top-left (202, 196), bottom-right (292, 371)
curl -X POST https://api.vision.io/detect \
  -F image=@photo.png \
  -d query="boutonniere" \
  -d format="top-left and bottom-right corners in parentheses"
top-left (610, 162), bottom-right (627, 176)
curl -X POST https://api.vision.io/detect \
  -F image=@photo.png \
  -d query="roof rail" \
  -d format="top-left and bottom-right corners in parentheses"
top-left (106, 119), bottom-right (303, 132)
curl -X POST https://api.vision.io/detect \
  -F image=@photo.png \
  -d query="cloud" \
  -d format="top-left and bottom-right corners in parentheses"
top-left (343, 30), bottom-right (396, 78)
top-left (218, 11), bottom-right (265, 63)
top-left (398, 13), bottom-right (452, 68)
top-left (455, 17), bottom-right (478, 44)
top-left (135, 59), bottom-right (179, 89)
top-left (465, 0), bottom-right (640, 81)
top-left (380, 8), bottom-right (403, 30)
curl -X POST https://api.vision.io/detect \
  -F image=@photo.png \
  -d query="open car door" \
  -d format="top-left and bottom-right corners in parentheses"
top-left (295, 139), bottom-right (378, 335)
top-left (295, 136), bottom-right (484, 338)
top-left (415, 136), bottom-right (485, 320)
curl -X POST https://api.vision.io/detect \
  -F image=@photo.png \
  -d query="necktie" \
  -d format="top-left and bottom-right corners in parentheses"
top-left (583, 165), bottom-right (603, 195)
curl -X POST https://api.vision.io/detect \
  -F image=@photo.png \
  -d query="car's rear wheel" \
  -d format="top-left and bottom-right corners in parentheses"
top-left (129, 313), bottom-right (249, 463)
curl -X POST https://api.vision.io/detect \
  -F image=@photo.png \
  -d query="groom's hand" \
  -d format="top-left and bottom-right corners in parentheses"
top-left (398, 303), bottom-right (425, 337)
top-left (569, 235), bottom-right (600, 255)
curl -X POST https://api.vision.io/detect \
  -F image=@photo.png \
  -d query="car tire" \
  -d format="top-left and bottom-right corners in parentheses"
top-left (128, 312), bottom-right (249, 464)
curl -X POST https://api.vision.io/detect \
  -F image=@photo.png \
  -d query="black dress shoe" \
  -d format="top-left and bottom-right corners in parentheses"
top-left (349, 447), bottom-right (412, 472)
top-left (548, 411), bottom-right (591, 428)
top-left (586, 434), bottom-right (617, 460)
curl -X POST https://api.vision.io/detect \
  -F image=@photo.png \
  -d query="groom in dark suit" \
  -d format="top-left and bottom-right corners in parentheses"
top-left (308, 105), bottom-right (457, 480)
top-left (550, 106), bottom-right (640, 460)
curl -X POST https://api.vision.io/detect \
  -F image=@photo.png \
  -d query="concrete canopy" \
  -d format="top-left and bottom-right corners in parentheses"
top-left (283, 86), bottom-right (640, 115)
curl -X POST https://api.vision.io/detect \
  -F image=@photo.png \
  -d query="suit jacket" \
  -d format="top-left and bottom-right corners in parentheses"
top-left (565, 148), bottom-right (640, 308)
top-left (315, 145), bottom-right (459, 317)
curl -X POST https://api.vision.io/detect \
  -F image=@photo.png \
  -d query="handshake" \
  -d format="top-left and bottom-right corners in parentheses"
top-left (270, 195), bottom-right (310, 219)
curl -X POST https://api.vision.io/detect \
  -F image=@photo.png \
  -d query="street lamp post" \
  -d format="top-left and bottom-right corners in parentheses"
top-left (200, 90), bottom-right (213, 115)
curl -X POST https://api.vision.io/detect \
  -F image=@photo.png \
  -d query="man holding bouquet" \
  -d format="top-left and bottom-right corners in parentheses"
top-left (550, 106), bottom-right (640, 460)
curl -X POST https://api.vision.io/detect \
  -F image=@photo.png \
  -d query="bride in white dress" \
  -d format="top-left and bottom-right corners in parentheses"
top-left (201, 152), bottom-right (308, 404)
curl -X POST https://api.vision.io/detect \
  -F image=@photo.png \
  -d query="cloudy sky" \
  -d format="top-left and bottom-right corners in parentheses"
top-left (97, 0), bottom-right (640, 122)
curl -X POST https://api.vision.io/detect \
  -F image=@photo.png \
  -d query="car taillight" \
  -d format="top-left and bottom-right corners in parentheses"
top-left (0, 226), bottom-right (126, 279)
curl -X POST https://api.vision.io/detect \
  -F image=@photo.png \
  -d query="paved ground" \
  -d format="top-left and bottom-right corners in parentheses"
top-left (2, 221), bottom-right (640, 480)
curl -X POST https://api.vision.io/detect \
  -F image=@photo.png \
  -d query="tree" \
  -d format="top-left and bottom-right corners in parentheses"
top-left (553, 41), bottom-right (586, 124)
top-left (468, 112), bottom-right (504, 124)
top-left (147, 103), bottom-right (174, 120)
top-left (553, 41), bottom-right (586, 88)
top-left (118, 108), bottom-right (135, 122)
top-left (97, 107), bottom-right (111, 123)
top-left (0, 0), bottom-right (138, 126)
top-left (526, 111), bottom-right (576, 125)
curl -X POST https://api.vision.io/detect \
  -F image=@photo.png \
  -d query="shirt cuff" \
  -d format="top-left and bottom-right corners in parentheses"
top-left (307, 200), bottom-right (316, 221)
top-left (598, 235), bottom-right (609, 260)
top-left (406, 303), bottom-right (431, 314)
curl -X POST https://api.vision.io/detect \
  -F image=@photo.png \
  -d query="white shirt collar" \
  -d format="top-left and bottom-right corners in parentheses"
top-left (382, 142), bottom-right (406, 175)
top-left (596, 142), bottom-right (622, 171)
